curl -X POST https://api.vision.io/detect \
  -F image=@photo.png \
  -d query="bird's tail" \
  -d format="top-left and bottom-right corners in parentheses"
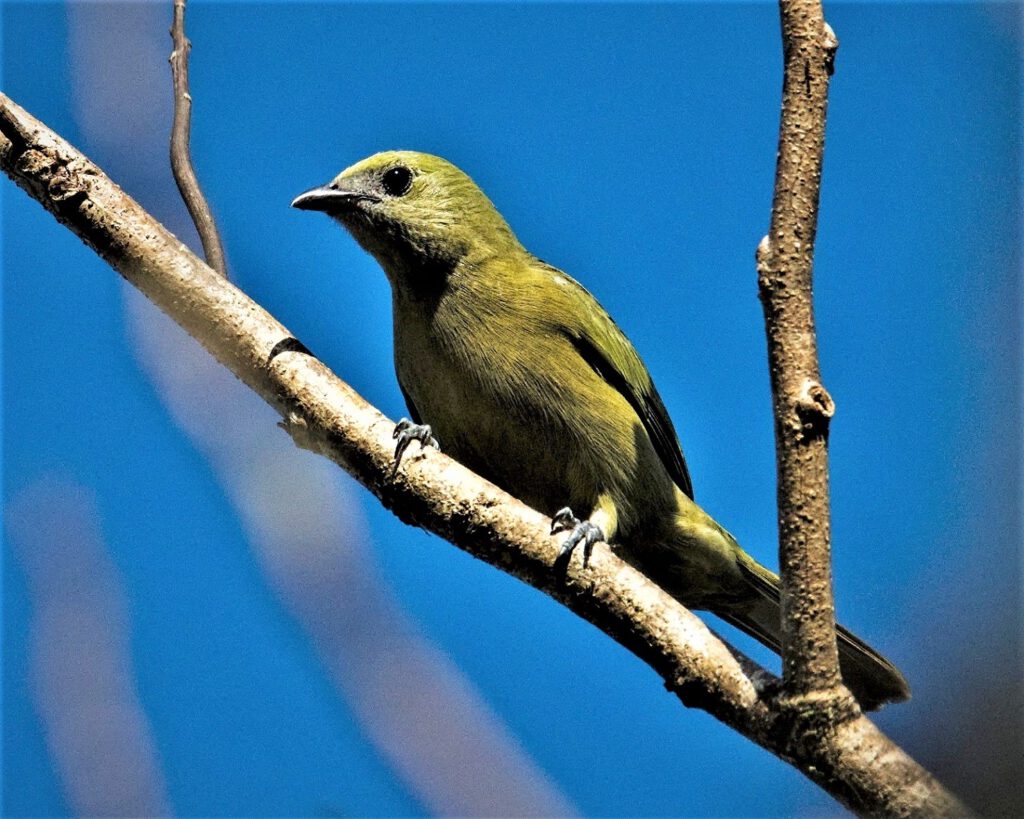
top-left (717, 554), bottom-right (911, 711)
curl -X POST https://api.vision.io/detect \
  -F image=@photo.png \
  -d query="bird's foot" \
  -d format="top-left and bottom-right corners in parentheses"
top-left (392, 418), bottom-right (440, 475)
top-left (550, 507), bottom-right (604, 567)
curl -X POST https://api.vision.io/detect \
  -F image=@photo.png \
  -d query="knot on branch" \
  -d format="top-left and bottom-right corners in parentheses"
top-left (755, 235), bottom-right (776, 293)
top-left (14, 147), bottom-right (56, 185)
top-left (11, 146), bottom-right (93, 218)
top-left (771, 686), bottom-right (860, 756)
top-left (47, 160), bottom-right (91, 205)
top-left (795, 379), bottom-right (835, 439)
top-left (822, 23), bottom-right (839, 76)
top-left (169, 41), bottom-right (192, 84)
top-left (279, 410), bottom-right (320, 454)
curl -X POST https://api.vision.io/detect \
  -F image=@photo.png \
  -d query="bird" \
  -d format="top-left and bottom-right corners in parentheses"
top-left (292, 150), bottom-right (910, 710)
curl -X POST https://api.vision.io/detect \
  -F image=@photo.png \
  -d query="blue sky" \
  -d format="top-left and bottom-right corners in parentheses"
top-left (3, 3), bottom-right (1021, 816)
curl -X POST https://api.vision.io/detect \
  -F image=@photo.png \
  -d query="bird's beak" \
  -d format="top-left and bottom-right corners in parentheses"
top-left (291, 185), bottom-right (379, 212)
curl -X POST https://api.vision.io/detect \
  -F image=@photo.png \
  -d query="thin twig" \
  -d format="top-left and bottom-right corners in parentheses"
top-left (757, 1), bottom-right (845, 706)
top-left (169, 0), bottom-right (226, 277)
top-left (0, 93), bottom-right (969, 816)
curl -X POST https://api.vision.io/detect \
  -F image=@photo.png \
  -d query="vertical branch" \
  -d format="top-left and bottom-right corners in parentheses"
top-left (756, 1), bottom-right (843, 705)
top-left (169, 0), bottom-right (226, 277)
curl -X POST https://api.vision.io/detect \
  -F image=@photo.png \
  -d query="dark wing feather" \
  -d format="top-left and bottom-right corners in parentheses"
top-left (539, 261), bottom-right (694, 499)
top-left (568, 333), bottom-right (694, 499)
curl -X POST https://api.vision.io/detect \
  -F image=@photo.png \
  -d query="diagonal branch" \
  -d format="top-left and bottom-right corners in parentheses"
top-left (0, 93), bottom-right (967, 816)
top-left (757, 1), bottom-right (845, 706)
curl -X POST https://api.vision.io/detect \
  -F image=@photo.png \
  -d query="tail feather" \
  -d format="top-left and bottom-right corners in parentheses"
top-left (720, 557), bottom-right (910, 711)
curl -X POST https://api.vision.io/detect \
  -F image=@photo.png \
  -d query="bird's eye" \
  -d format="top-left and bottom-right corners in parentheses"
top-left (382, 166), bottom-right (413, 197)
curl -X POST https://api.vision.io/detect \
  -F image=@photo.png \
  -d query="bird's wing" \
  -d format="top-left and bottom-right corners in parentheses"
top-left (538, 261), bottom-right (695, 500)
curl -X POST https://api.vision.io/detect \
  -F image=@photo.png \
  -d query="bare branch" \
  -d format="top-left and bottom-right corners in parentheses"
top-left (0, 93), bottom-right (968, 816)
top-left (758, 2), bottom-right (845, 705)
top-left (169, 0), bottom-right (226, 276)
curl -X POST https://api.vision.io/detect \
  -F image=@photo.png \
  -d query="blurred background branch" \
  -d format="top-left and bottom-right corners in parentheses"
top-left (6, 478), bottom-right (173, 817)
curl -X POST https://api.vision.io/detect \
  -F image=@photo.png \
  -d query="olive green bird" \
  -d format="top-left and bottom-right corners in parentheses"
top-left (293, 151), bottom-right (910, 710)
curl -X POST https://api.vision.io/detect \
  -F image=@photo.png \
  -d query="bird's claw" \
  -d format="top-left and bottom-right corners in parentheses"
top-left (551, 506), bottom-right (604, 567)
top-left (392, 418), bottom-right (440, 474)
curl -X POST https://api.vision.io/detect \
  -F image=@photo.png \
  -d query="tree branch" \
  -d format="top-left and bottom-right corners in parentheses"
top-left (169, 0), bottom-right (226, 277)
top-left (0, 93), bottom-right (967, 816)
top-left (757, 1), bottom-right (845, 705)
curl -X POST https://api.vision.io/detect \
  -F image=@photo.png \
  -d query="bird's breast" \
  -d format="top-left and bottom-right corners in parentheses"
top-left (392, 289), bottom-right (593, 514)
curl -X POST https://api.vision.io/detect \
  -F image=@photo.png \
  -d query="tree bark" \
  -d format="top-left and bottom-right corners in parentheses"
top-left (758, 0), bottom-right (846, 707)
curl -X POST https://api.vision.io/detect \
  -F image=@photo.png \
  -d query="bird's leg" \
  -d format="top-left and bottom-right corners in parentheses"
top-left (392, 417), bottom-right (440, 474)
top-left (550, 507), bottom-right (604, 566)
top-left (551, 495), bottom-right (616, 567)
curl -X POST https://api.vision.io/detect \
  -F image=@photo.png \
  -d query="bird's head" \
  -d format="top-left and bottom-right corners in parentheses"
top-left (293, 151), bottom-right (522, 287)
